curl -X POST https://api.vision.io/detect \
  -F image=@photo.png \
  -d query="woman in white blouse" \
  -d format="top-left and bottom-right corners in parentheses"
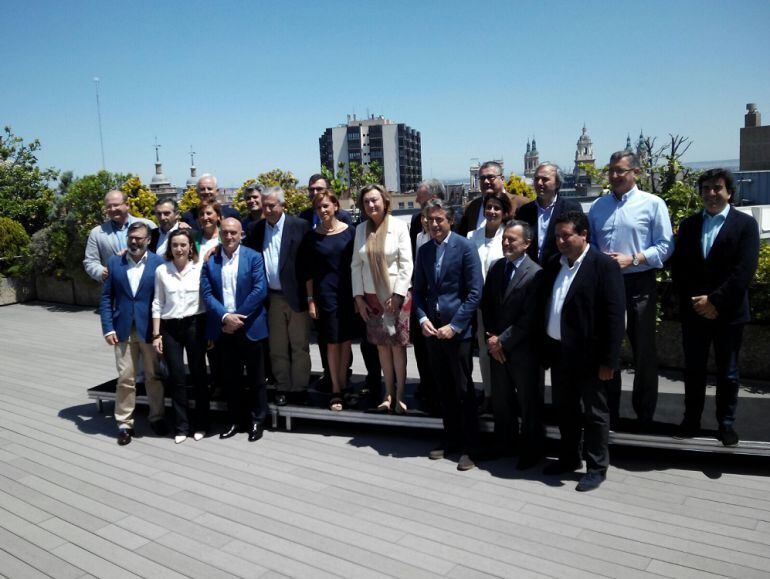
top-left (352, 184), bottom-right (414, 413)
top-left (470, 192), bottom-right (513, 410)
top-left (152, 229), bottom-right (209, 444)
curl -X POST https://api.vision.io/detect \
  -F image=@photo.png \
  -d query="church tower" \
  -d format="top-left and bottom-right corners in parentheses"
top-left (186, 146), bottom-right (198, 189)
top-left (636, 130), bottom-right (649, 166)
top-left (524, 137), bottom-right (539, 177)
top-left (573, 124), bottom-right (595, 180)
top-left (149, 139), bottom-right (177, 201)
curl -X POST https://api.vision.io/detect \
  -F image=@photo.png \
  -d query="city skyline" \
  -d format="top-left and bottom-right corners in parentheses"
top-left (3, 0), bottom-right (769, 188)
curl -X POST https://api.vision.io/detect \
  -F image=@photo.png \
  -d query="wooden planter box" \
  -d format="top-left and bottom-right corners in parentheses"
top-left (0, 275), bottom-right (36, 305)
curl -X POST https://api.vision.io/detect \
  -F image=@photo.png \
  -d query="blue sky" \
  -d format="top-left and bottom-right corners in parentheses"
top-left (3, 0), bottom-right (769, 187)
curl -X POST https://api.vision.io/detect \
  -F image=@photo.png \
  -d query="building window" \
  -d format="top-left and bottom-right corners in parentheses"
top-left (408, 202), bottom-right (414, 208)
top-left (398, 202), bottom-right (405, 208)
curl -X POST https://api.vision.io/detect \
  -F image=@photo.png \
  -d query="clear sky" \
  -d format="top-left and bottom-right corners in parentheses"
top-left (3, 0), bottom-right (770, 187)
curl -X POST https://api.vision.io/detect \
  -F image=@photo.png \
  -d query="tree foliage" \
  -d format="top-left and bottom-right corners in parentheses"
top-left (321, 161), bottom-right (383, 203)
top-left (122, 176), bottom-right (157, 221)
top-left (256, 169), bottom-right (310, 216)
top-left (0, 217), bottom-right (31, 276)
top-left (178, 186), bottom-right (200, 213)
top-left (231, 178), bottom-right (256, 216)
top-left (0, 126), bottom-right (58, 234)
top-left (504, 173), bottom-right (535, 200)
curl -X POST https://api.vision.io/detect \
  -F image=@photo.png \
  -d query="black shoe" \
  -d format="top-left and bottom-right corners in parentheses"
top-left (674, 420), bottom-right (700, 439)
top-left (576, 471), bottom-right (605, 492)
top-left (274, 393), bottom-right (287, 406)
top-left (150, 420), bottom-right (168, 437)
top-left (117, 429), bottom-right (133, 446)
top-left (517, 454), bottom-right (543, 471)
top-left (543, 459), bottom-right (582, 476)
top-left (719, 425), bottom-right (739, 447)
top-left (248, 422), bottom-right (264, 442)
top-left (220, 424), bottom-right (240, 439)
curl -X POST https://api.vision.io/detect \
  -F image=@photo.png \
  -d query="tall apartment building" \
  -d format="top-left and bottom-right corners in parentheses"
top-left (319, 114), bottom-right (422, 193)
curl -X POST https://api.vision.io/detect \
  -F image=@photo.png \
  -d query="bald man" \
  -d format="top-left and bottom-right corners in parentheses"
top-left (201, 218), bottom-right (269, 442)
top-left (83, 190), bottom-right (156, 282)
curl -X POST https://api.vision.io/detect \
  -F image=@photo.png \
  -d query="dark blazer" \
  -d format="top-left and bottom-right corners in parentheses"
top-left (99, 252), bottom-right (164, 342)
top-left (671, 207), bottom-right (759, 325)
top-left (243, 214), bottom-right (311, 312)
top-left (541, 246), bottom-right (626, 376)
top-left (182, 205), bottom-right (241, 233)
top-left (299, 207), bottom-right (352, 228)
top-left (481, 254), bottom-right (543, 354)
top-left (201, 245), bottom-right (268, 342)
top-left (412, 232), bottom-right (483, 340)
top-left (515, 196), bottom-right (584, 265)
top-left (456, 195), bottom-right (531, 237)
top-left (410, 211), bottom-right (422, 258)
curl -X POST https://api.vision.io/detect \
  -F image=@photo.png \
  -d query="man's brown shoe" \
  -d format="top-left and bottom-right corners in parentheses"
top-left (457, 454), bottom-right (475, 471)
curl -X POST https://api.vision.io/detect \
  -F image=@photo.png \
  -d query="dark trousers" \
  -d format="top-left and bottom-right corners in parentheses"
top-left (489, 355), bottom-right (544, 457)
top-left (410, 308), bottom-right (439, 412)
top-left (608, 270), bottom-right (658, 423)
top-left (426, 336), bottom-right (477, 453)
top-left (682, 317), bottom-right (743, 428)
top-left (218, 331), bottom-right (267, 425)
top-left (161, 314), bottom-right (210, 434)
top-left (550, 339), bottom-right (610, 474)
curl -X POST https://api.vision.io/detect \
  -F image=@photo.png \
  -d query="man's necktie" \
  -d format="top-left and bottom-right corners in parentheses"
top-left (503, 261), bottom-right (515, 293)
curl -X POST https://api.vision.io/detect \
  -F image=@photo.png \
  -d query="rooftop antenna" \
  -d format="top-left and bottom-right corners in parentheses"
top-left (93, 76), bottom-right (106, 170)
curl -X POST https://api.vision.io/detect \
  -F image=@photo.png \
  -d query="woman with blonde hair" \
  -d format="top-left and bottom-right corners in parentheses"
top-left (352, 184), bottom-right (413, 413)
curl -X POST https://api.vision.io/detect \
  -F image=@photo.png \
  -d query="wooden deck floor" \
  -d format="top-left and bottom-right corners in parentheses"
top-left (1, 302), bottom-right (770, 578)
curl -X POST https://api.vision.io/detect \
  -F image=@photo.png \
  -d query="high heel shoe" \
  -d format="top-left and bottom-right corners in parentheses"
top-left (376, 396), bottom-right (392, 413)
top-left (395, 398), bottom-right (408, 414)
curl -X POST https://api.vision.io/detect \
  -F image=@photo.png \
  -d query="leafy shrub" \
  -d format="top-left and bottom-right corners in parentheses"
top-left (0, 217), bottom-right (31, 276)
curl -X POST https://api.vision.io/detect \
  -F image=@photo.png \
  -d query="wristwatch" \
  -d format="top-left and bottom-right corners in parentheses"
top-left (631, 254), bottom-right (640, 267)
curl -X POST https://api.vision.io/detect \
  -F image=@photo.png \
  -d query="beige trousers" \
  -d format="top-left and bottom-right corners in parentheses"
top-left (114, 328), bottom-right (165, 428)
top-left (267, 292), bottom-right (312, 392)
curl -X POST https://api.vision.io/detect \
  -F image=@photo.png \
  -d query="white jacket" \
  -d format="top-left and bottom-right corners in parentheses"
top-left (351, 217), bottom-right (413, 298)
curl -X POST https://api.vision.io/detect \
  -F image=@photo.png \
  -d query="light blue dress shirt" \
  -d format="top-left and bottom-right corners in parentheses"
top-left (701, 204), bottom-right (730, 258)
top-left (588, 186), bottom-right (673, 274)
top-left (111, 220), bottom-right (128, 252)
top-left (262, 213), bottom-right (285, 291)
top-left (536, 196), bottom-right (557, 261)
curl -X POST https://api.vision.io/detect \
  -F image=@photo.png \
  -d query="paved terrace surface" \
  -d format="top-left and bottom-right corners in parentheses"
top-left (1, 302), bottom-right (770, 578)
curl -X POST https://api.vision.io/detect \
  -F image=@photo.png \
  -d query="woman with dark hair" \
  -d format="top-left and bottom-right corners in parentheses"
top-left (304, 191), bottom-right (356, 411)
top-left (195, 200), bottom-right (222, 257)
top-left (151, 228), bottom-right (209, 443)
top-left (470, 192), bottom-right (513, 407)
top-left (352, 184), bottom-right (413, 413)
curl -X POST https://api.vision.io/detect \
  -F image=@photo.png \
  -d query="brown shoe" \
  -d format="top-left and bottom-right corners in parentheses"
top-left (117, 429), bottom-right (133, 446)
top-left (457, 454), bottom-right (475, 471)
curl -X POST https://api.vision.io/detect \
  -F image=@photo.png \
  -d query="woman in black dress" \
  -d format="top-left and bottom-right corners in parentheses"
top-left (304, 192), bottom-right (356, 411)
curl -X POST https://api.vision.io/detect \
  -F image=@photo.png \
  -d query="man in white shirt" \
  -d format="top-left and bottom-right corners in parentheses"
top-left (540, 211), bottom-right (625, 491)
top-left (99, 222), bottom-right (166, 445)
top-left (201, 218), bottom-right (269, 441)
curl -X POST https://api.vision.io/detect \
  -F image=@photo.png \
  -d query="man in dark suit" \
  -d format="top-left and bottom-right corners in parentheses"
top-left (241, 183), bottom-right (264, 234)
top-left (672, 168), bottom-right (759, 446)
top-left (413, 199), bottom-right (484, 471)
top-left (456, 161), bottom-right (529, 237)
top-left (410, 179), bottom-right (446, 414)
top-left (99, 222), bottom-right (166, 445)
top-left (181, 174), bottom-right (240, 232)
top-left (481, 219), bottom-right (544, 468)
top-left (299, 174), bottom-right (352, 228)
top-left (515, 162), bottom-right (584, 265)
top-left (541, 211), bottom-right (626, 491)
top-left (201, 217), bottom-right (269, 441)
top-left (244, 186), bottom-right (312, 406)
top-left (149, 198), bottom-right (191, 255)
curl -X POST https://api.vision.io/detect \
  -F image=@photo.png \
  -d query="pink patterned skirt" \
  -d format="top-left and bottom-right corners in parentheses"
top-left (363, 291), bottom-right (411, 347)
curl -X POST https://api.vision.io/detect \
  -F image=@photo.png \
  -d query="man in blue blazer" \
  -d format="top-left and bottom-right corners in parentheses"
top-left (99, 222), bottom-right (166, 445)
top-left (413, 199), bottom-right (484, 471)
top-left (201, 217), bottom-right (269, 441)
top-left (672, 168), bottom-right (760, 446)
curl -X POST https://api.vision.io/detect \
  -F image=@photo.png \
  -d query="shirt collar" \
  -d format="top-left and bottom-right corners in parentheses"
top-left (612, 185), bottom-right (638, 202)
top-left (223, 245), bottom-right (241, 262)
top-left (111, 219), bottom-right (129, 231)
top-left (267, 213), bottom-right (285, 231)
top-left (537, 194), bottom-right (558, 212)
top-left (507, 253), bottom-right (527, 268)
top-left (703, 204), bottom-right (730, 221)
top-left (128, 252), bottom-right (148, 267)
top-left (435, 231), bottom-right (452, 247)
top-left (560, 243), bottom-right (590, 269)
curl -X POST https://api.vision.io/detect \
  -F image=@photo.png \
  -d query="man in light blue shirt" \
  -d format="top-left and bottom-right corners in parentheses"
top-left (588, 151), bottom-right (673, 429)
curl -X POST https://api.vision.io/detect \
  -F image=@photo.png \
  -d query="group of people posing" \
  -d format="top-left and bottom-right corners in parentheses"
top-left (86, 152), bottom-right (760, 493)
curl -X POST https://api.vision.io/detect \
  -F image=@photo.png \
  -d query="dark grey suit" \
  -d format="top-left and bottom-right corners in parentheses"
top-left (481, 254), bottom-right (544, 457)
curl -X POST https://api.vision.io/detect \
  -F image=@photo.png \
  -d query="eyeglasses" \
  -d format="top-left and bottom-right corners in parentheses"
top-left (700, 185), bottom-right (725, 193)
top-left (479, 174), bottom-right (501, 182)
top-left (127, 236), bottom-right (147, 243)
top-left (607, 167), bottom-right (635, 176)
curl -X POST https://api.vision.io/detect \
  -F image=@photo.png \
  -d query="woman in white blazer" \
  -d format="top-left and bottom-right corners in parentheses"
top-left (469, 192), bottom-right (513, 411)
top-left (352, 184), bottom-right (414, 413)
